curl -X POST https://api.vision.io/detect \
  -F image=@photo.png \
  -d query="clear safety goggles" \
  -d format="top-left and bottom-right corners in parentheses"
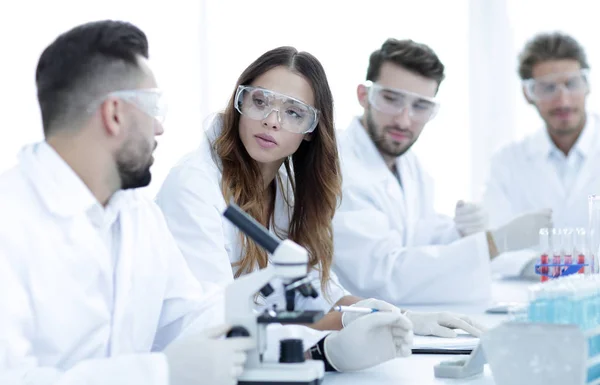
top-left (522, 69), bottom-right (590, 102)
top-left (365, 81), bottom-right (440, 123)
top-left (234, 85), bottom-right (319, 134)
top-left (90, 88), bottom-right (168, 124)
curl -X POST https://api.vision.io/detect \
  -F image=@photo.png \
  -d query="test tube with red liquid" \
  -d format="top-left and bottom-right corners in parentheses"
top-left (551, 228), bottom-right (562, 278)
top-left (539, 228), bottom-right (550, 282)
top-left (562, 228), bottom-right (574, 270)
top-left (575, 228), bottom-right (587, 274)
top-left (589, 194), bottom-right (600, 274)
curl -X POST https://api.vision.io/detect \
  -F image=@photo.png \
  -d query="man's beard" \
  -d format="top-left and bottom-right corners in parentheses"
top-left (545, 107), bottom-right (586, 138)
top-left (118, 158), bottom-right (152, 190)
top-left (365, 109), bottom-right (415, 158)
top-left (116, 135), bottom-right (154, 190)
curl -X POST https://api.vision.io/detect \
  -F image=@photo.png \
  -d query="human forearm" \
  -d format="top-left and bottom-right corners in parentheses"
top-left (486, 231), bottom-right (499, 259)
top-left (305, 295), bottom-right (362, 331)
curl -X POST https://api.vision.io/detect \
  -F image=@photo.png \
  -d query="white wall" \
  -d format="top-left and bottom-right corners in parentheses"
top-left (506, 0), bottom-right (600, 139)
top-left (2, 0), bottom-right (600, 215)
top-left (201, 0), bottom-right (471, 215)
top-left (471, 0), bottom-right (600, 200)
top-left (0, 0), bottom-right (207, 199)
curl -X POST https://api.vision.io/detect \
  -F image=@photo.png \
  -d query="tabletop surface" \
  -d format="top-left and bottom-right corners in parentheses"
top-left (323, 276), bottom-right (535, 384)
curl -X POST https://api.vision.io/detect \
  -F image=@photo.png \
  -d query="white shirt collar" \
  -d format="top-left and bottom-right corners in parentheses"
top-left (536, 114), bottom-right (596, 159)
top-left (20, 141), bottom-right (127, 221)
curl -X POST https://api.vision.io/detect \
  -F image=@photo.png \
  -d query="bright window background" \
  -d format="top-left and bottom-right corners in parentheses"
top-left (201, 0), bottom-right (470, 216)
top-left (1, 0), bottom-right (599, 216)
top-left (470, 0), bottom-right (600, 201)
top-left (0, 0), bottom-right (207, 201)
top-left (506, 0), bottom-right (600, 141)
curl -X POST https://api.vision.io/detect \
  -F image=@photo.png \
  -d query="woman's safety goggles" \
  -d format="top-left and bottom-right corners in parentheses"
top-left (90, 88), bottom-right (168, 124)
top-left (522, 69), bottom-right (590, 102)
top-left (234, 85), bottom-right (319, 134)
top-left (365, 81), bottom-right (440, 123)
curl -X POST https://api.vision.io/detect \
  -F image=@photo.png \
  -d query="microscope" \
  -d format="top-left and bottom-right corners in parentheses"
top-left (223, 203), bottom-right (326, 385)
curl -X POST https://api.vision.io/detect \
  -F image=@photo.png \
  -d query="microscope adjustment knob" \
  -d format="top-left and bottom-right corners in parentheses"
top-left (226, 326), bottom-right (250, 338)
top-left (279, 339), bottom-right (305, 363)
top-left (260, 283), bottom-right (275, 297)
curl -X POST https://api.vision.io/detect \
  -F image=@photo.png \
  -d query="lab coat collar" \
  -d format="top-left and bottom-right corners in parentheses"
top-left (530, 113), bottom-right (598, 159)
top-left (573, 113), bottom-right (596, 157)
top-left (18, 141), bottom-right (132, 219)
top-left (345, 117), bottom-right (393, 182)
top-left (203, 112), bottom-right (223, 141)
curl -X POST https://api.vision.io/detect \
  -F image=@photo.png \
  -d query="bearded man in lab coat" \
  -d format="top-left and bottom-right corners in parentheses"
top-left (483, 32), bottom-right (598, 274)
top-left (0, 21), bottom-right (425, 385)
top-left (333, 38), bottom-right (552, 306)
top-left (0, 19), bottom-right (258, 385)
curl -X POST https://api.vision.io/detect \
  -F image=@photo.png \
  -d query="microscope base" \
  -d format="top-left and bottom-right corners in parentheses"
top-left (239, 360), bottom-right (325, 385)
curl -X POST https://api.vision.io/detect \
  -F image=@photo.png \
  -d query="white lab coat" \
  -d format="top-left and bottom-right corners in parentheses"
top-left (483, 113), bottom-right (600, 229)
top-left (482, 113), bottom-right (600, 276)
top-left (332, 117), bottom-right (492, 305)
top-left (155, 115), bottom-right (348, 353)
top-left (0, 142), bottom-right (224, 385)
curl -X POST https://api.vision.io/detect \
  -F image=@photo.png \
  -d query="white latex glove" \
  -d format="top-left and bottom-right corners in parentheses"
top-left (164, 324), bottom-right (255, 385)
top-left (324, 311), bottom-right (413, 372)
top-left (404, 311), bottom-right (487, 338)
top-left (341, 298), bottom-right (398, 328)
top-left (491, 208), bottom-right (553, 254)
top-left (454, 200), bottom-right (489, 236)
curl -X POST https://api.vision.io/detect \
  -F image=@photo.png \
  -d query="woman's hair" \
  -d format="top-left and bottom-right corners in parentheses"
top-left (214, 46), bottom-right (341, 291)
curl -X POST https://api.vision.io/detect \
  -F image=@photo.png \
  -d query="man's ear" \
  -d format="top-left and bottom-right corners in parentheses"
top-left (100, 97), bottom-right (125, 137)
top-left (357, 84), bottom-right (369, 109)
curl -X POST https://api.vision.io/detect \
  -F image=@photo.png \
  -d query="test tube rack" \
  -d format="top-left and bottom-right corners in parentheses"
top-left (481, 322), bottom-right (600, 385)
top-left (535, 263), bottom-right (588, 278)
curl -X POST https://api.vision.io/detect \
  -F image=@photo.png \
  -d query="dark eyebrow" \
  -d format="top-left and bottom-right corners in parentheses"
top-left (380, 89), bottom-right (403, 97)
top-left (415, 98), bottom-right (435, 105)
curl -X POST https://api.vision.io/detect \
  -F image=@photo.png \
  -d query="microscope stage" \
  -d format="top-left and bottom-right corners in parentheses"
top-left (257, 310), bottom-right (324, 324)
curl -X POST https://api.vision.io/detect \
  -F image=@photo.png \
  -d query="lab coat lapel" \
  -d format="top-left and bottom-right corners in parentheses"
top-left (108, 207), bottom-right (134, 354)
top-left (395, 157), bottom-right (413, 243)
top-left (346, 118), bottom-right (390, 182)
top-left (347, 118), bottom-right (407, 233)
top-left (65, 214), bottom-right (114, 299)
top-left (18, 143), bottom-right (114, 289)
top-left (568, 155), bottom-right (596, 207)
top-left (527, 132), bottom-right (567, 208)
top-left (567, 116), bottom-right (600, 206)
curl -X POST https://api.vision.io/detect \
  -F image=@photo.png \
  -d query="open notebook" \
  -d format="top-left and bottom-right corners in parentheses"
top-left (412, 332), bottom-right (479, 354)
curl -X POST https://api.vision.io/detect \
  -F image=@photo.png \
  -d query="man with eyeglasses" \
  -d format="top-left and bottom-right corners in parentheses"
top-left (484, 32), bottom-right (596, 235)
top-left (481, 32), bottom-right (598, 277)
top-left (332, 38), bottom-right (552, 307)
top-left (0, 20), bottom-right (254, 385)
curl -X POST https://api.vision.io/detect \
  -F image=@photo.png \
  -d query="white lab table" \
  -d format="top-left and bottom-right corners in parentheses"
top-left (323, 276), bottom-right (535, 384)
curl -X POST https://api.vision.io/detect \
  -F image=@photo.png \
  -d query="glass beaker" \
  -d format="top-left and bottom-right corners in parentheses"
top-left (587, 195), bottom-right (600, 274)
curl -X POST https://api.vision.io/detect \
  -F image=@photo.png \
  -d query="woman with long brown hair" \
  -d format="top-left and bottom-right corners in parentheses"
top-left (156, 49), bottom-right (420, 373)
top-left (156, 45), bottom-right (482, 348)
top-left (156, 46), bottom-right (360, 331)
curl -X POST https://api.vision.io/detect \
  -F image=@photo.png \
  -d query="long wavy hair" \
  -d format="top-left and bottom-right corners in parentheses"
top-left (214, 46), bottom-right (341, 291)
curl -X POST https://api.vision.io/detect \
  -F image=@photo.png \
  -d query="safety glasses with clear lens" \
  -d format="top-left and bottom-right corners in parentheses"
top-left (365, 81), bottom-right (440, 123)
top-left (90, 88), bottom-right (168, 124)
top-left (234, 85), bottom-right (319, 134)
top-left (523, 69), bottom-right (590, 102)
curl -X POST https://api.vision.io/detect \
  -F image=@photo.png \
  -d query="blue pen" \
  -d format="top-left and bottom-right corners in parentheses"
top-left (332, 305), bottom-right (390, 314)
